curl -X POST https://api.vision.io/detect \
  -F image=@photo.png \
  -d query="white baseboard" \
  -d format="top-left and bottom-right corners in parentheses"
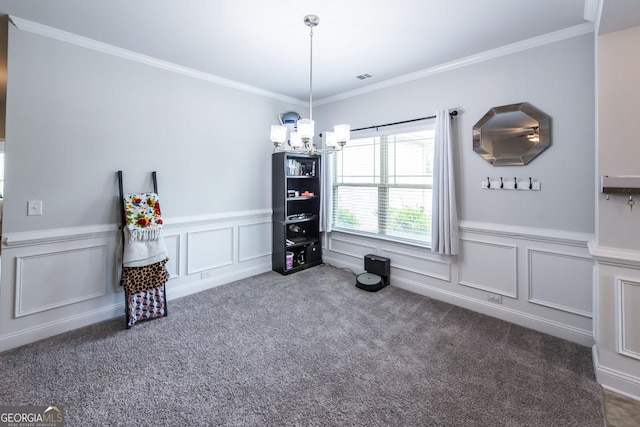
top-left (0, 302), bottom-right (123, 352)
top-left (323, 254), bottom-right (594, 346)
top-left (593, 345), bottom-right (640, 401)
top-left (0, 262), bottom-right (272, 353)
top-left (169, 262), bottom-right (271, 300)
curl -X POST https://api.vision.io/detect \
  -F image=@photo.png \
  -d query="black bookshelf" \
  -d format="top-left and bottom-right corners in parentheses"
top-left (272, 152), bottom-right (322, 274)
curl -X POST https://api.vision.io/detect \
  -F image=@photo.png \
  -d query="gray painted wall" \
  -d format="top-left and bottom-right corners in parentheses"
top-left (3, 26), bottom-right (293, 234)
top-left (593, 24), bottom-right (640, 399)
top-left (0, 21), bottom-right (601, 365)
top-left (312, 33), bottom-right (596, 349)
top-left (315, 34), bottom-right (595, 234)
top-left (597, 26), bottom-right (640, 250)
top-left (0, 22), bottom-right (300, 350)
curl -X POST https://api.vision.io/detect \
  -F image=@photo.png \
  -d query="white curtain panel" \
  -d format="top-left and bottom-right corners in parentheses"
top-left (431, 110), bottom-right (459, 255)
top-left (320, 152), bottom-right (333, 233)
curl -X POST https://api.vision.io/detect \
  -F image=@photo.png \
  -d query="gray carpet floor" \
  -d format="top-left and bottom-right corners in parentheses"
top-left (0, 264), bottom-right (603, 426)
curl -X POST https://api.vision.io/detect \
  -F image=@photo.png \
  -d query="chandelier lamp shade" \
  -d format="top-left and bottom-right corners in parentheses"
top-left (270, 15), bottom-right (350, 154)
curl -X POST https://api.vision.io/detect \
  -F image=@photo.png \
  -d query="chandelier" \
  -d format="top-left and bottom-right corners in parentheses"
top-left (270, 15), bottom-right (350, 154)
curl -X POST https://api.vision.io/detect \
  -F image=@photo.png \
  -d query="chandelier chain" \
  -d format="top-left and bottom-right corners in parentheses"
top-left (309, 23), bottom-right (313, 121)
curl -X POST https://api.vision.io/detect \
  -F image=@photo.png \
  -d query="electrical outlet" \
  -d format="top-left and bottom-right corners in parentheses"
top-left (487, 293), bottom-right (503, 304)
top-left (201, 270), bottom-right (214, 279)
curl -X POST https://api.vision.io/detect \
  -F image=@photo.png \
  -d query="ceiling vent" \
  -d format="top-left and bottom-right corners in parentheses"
top-left (356, 73), bottom-right (373, 80)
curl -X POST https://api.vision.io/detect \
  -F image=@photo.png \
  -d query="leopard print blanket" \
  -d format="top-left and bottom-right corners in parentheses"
top-left (120, 258), bottom-right (169, 295)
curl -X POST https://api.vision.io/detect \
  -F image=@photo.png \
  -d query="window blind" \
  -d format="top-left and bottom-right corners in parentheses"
top-left (332, 126), bottom-right (435, 245)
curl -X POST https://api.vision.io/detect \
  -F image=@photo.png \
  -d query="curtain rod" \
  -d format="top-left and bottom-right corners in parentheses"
top-left (352, 110), bottom-right (458, 133)
top-left (319, 110), bottom-right (458, 137)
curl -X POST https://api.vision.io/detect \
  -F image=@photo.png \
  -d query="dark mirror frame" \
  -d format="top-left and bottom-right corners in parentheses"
top-left (472, 102), bottom-right (551, 166)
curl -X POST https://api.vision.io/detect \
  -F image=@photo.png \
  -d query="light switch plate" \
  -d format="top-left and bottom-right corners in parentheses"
top-left (28, 200), bottom-right (43, 216)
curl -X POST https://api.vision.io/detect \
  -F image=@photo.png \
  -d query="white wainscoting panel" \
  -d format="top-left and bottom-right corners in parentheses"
top-left (528, 249), bottom-right (593, 317)
top-left (0, 209), bottom-right (273, 352)
top-left (325, 224), bottom-right (595, 345)
top-left (592, 264), bottom-right (600, 344)
top-left (238, 221), bottom-right (271, 263)
top-left (328, 236), bottom-right (377, 260)
top-left (616, 278), bottom-right (640, 361)
top-left (163, 234), bottom-right (180, 278)
top-left (381, 247), bottom-right (451, 282)
top-left (15, 245), bottom-right (107, 317)
top-left (187, 227), bottom-right (234, 274)
top-left (458, 239), bottom-right (518, 298)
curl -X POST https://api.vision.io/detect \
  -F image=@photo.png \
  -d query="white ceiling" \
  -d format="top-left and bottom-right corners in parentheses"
top-left (0, 1), bottom-right (637, 102)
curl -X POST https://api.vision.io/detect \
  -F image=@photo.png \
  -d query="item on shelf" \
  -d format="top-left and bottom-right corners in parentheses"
top-left (288, 224), bottom-right (304, 237)
top-left (286, 160), bottom-right (305, 176)
top-left (301, 191), bottom-right (314, 197)
top-left (286, 158), bottom-right (317, 176)
top-left (286, 252), bottom-right (294, 270)
top-left (287, 213), bottom-right (312, 220)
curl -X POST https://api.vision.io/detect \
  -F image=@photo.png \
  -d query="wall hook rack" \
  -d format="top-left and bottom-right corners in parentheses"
top-left (481, 177), bottom-right (541, 191)
top-left (602, 176), bottom-right (640, 211)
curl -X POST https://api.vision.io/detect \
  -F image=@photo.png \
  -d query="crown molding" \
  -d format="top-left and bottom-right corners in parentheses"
top-left (584, 0), bottom-right (604, 35)
top-left (8, 15), bottom-right (594, 109)
top-left (8, 15), bottom-right (306, 107)
top-left (315, 22), bottom-right (595, 106)
top-left (584, 0), bottom-right (600, 22)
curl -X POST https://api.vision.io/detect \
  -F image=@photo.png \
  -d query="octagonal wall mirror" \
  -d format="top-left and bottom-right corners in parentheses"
top-left (473, 102), bottom-right (551, 166)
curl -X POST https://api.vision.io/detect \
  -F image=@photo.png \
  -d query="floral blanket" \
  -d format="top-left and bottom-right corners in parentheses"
top-left (123, 192), bottom-right (164, 241)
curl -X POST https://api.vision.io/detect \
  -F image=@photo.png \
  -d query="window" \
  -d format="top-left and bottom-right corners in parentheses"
top-left (332, 125), bottom-right (435, 245)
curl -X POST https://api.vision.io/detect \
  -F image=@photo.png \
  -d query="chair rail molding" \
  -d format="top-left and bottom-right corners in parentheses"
top-left (2, 209), bottom-right (273, 248)
top-left (588, 240), bottom-right (640, 268)
top-left (459, 220), bottom-right (593, 247)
